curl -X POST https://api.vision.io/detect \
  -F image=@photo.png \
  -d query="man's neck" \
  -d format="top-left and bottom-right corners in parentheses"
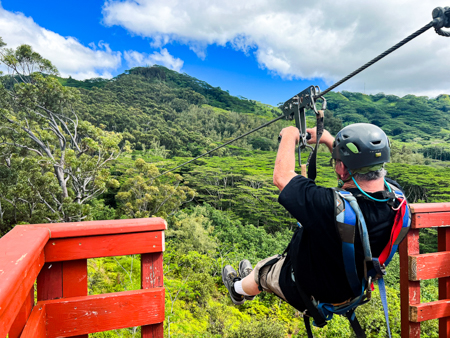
top-left (342, 178), bottom-right (385, 193)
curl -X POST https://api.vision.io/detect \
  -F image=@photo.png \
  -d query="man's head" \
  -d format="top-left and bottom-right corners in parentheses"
top-left (332, 123), bottom-right (390, 181)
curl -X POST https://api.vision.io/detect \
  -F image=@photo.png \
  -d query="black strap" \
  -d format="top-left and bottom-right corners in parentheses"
top-left (287, 226), bottom-right (327, 329)
top-left (304, 316), bottom-right (314, 338)
top-left (307, 110), bottom-right (324, 181)
top-left (282, 242), bottom-right (291, 257)
top-left (345, 311), bottom-right (367, 338)
top-left (293, 277), bottom-right (327, 329)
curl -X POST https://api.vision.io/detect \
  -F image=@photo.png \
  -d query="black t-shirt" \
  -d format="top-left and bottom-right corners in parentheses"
top-left (278, 175), bottom-right (401, 309)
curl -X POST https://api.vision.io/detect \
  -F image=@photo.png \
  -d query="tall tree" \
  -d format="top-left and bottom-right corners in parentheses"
top-left (116, 158), bottom-right (195, 219)
top-left (0, 39), bottom-right (124, 222)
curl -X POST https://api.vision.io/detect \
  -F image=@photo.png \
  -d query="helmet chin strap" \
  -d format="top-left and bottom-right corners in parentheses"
top-left (347, 170), bottom-right (392, 203)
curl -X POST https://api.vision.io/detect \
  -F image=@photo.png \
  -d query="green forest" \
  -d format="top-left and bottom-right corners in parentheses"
top-left (1, 41), bottom-right (450, 337)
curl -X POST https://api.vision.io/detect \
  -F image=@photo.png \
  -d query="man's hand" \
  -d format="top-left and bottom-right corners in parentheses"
top-left (279, 126), bottom-right (300, 144)
top-left (306, 127), bottom-right (334, 153)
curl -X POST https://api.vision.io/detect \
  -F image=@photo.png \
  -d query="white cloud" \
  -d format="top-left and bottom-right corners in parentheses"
top-left (124, 49), bottom-right (183, 72)
top-left (0, 5), bottom-right (121, 79)
top-left (103, 0), bottom-right (450, 97)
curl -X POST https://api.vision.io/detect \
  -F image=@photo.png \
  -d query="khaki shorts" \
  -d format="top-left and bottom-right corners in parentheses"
top-left (253, 254), bottom-right (287, 301)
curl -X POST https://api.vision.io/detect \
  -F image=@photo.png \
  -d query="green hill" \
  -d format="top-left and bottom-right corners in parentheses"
top-left (64, 66), bottom-right (450, 161)
top-left (326, 90), bottom-right (450, 148)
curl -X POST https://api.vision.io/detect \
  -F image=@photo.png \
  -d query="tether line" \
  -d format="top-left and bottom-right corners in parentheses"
top-left (155, 115), bottom-right (285, 178)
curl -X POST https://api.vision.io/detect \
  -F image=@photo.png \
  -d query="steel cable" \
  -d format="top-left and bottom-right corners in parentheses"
top-left (155, 115), bottom-right (285, 178)
top-left (157, 15), bottom-right (448, 177)
top-left (317, 22), bottom-right (435, 98)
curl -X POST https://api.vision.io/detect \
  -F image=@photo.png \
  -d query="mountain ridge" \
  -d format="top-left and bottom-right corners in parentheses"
top-left (61, 65), bottom-right (450, 161)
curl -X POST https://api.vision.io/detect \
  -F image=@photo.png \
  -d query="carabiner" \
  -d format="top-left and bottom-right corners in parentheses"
top-left (311, 86), bottom-right (327, 115)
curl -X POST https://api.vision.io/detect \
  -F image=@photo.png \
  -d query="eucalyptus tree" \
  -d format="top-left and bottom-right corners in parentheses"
top-left (0, 39), bottom-right (124, 222)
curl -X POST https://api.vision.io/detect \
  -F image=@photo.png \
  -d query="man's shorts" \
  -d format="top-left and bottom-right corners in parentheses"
top-left (253, 254), bottom-right (287, 301)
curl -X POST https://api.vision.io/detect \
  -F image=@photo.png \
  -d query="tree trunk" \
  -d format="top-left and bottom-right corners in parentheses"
top-left (13, 202), bottom-right (17, 224)
top-left (54, 165), bottom-right (69, 199)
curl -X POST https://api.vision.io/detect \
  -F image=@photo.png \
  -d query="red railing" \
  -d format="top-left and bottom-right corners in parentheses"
top-left (0, 218), bottom-right (166, 338)
top-left (400, 203), bottom-right (450, 337)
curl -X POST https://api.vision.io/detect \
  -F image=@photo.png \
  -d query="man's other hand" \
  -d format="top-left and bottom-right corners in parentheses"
top-left (306, 127), bottom-right (334, 152)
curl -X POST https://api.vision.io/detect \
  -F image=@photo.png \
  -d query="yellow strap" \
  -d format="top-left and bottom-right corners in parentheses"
top-left (301, 164), bottom-right (307, 177)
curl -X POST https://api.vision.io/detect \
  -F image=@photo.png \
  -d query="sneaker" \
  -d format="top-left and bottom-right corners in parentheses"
top-left (222, 265), bottom-right (245, 305)
top-left (238, 259), bottom-right (255, 301)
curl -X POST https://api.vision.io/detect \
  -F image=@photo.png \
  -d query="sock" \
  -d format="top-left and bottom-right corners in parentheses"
top-left (234, 280), bottom-right (251, 296)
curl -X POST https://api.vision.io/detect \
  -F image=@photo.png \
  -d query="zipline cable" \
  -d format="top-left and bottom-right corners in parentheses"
top-left (156, 7), bottom-right (450, 178)
top-left (155, 115), bottom-right (285, 178)
top-left (316, 22), bottom-right (435, 98)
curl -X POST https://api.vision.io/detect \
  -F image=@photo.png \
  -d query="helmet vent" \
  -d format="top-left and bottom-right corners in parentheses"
top-left (346, 142), bottom-right (359, 154)
top-left (342, 134), bottom-right (349, 139)
top-left (371, 140), bottom-right (382, 145)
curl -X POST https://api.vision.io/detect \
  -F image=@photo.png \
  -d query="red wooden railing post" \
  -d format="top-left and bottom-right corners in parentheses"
top-left (37, 262), bottom-right (63, 301)
top-left (1, 226), bottom-right (48, 338)
top-left (400, 229), bottom-right (421, 338)
top-left (142, 251), bottom-right (164, 338)
top-left (8, 287), bottom-right (34, 338)
top-left (400, 203), bottom-right (450, 337)
top-left (438, 227), bottom-right (450, 338)
top-left (2, 218), bottom-right (166, 338)
top-left (37, 259), bottom-right (88, 338)
top-left (62, 259), bottom-right (88, 298)
top-left (63, 259), bottom-right (89, 338)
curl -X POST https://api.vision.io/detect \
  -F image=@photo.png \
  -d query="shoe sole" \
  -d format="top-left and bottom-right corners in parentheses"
top-left (222, 266), bottom-right (245, 305)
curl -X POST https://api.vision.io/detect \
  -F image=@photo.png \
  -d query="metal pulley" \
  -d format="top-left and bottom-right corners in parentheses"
top-left (281, 86), bottom-right (327, 178)
top-left (432, 7), bottom-right (450, 37)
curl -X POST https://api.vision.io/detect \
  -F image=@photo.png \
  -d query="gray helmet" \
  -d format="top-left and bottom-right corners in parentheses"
top-left (332, 123), bottom-right (390, 170)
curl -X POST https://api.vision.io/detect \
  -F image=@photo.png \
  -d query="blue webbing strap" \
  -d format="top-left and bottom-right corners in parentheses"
top-left (339, 196), bottom-right (361, 296)
top-left (334, 185), bottom-right (408, 338)
top-left (348, 198), bottom-right (372, 264)
top-left (378, 277), bottom-right (392, 338)
top-left (316, 283), bottom-right (366, 320)
top-left (338, 191), bottom-right (373, 295)
top-left (403, 203), bottom-right (411, 229)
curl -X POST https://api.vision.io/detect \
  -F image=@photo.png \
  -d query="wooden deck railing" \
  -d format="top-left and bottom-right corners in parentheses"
top-left (400, 203), bottom-right (450, 337)
top-left (0, 218), bottom-right (166, 338)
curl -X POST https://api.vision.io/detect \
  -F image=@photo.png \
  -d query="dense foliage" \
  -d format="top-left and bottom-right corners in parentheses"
top-left (1, 43), bottom-right (449, 337)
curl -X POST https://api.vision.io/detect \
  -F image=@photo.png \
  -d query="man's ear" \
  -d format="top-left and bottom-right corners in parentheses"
top-left (335, 161), bottom-right (350, 181)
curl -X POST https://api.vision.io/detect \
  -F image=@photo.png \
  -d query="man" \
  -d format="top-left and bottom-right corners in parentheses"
top-left (222, 122), bottom-right (402, 316)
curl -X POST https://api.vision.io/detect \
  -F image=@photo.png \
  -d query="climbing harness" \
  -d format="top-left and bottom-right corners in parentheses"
top-left (290, 183), bottom-right (411, 338)
top-left (157, 6), bottom-right (450, 179)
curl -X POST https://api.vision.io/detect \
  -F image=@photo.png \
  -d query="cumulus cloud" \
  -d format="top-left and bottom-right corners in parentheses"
top-left (124, 49), bottom-right (183, 71)
top-left (0, 5), bottom-right (121, 79)
top-left (103, 0), bottom-right (450, 96)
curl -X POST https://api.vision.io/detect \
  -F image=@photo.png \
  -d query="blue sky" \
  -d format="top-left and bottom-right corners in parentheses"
top-left (1, 0), bottom-right (449, 106)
